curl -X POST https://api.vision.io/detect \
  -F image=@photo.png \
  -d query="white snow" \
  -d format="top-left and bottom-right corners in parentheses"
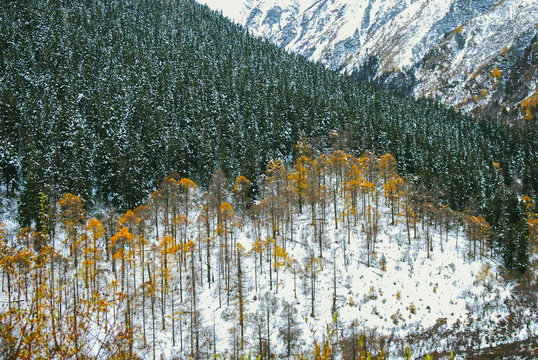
top-left (197, 0), bottom-right (538, 116)
top-left (1, 173), bottom-right (536, 359)
top-left (197, 0), bottom-right (246, 22)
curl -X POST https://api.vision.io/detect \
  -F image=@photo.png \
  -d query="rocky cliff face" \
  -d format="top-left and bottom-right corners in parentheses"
top-left (199, 0), bottom-right (538, 122)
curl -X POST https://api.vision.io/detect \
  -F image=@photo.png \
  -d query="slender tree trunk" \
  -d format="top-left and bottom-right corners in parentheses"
top-left (141, 241), bottom-right (146, 344)
top-left (266, 305), bottom-right (271, 359)
top-left (333, 187), bottom-right (338, 229)
top-left (268, 240), bottom-right (273, 291)
top-left (406, 204), bottom-right (411, 245)
top-left (147, 263), bottom-right (156, 360)
top-left (172, 283), bottom-right (175, 347)
top-left (161, 251), bottom-right (166, 330)
top-left (254, 252), bottom-right (258, 293)
top-left (311, 267), bottom-right (315, 318)
top-left (237, 252), bottom-right (244, 351)
top-left (191, 250), bottom-right (199, 359)
top-left (179, 255), bottom-right (183, 303)
top-left (332, 251), bottom-right (337, 315)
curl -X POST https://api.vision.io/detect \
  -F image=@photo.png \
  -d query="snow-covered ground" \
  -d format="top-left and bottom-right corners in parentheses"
top-left (174, 198), bottom-right (533, 358)
top-left (1, 175), bottom-right (536, 359)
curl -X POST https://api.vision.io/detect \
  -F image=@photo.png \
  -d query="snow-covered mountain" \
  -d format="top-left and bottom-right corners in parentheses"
top-left (199, 0), bottom-right (538, 121)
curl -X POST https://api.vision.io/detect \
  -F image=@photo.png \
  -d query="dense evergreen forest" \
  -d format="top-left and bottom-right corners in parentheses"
top-left (0, 0), bottom-right (537, 272)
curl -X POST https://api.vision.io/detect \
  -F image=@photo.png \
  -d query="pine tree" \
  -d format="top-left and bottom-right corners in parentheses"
top-left (233, 175), bottom-right (252, 224)
top-left (485, 189), bottom-right (529, 273)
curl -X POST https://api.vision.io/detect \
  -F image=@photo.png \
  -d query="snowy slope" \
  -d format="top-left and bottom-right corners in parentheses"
top-left (413, 0), bottom-right (538, 118)
top-left (197, 0), bottom-right (538, 121)
top-left (1, 174), bottom-right (536, 359)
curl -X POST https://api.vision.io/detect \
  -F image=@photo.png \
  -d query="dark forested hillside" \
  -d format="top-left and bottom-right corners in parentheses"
top-left (0, 0), bottom-right (536, 271)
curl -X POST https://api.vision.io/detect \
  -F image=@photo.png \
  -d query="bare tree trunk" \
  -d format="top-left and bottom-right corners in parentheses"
top-left (237, 251), bottom-right (244, 351)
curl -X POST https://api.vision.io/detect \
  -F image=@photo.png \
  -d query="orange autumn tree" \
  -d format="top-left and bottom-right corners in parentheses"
top-left (57, 193), bottom-right (87, 353)
top-left (58, 193), bottom-right (86, 261)
top-left (110, 226), bottom-right (134, 295)
top-left (359, 152), bottom-right (380, 252)
top-left (384, 174), bottom-right (405, 225)
top-left (86, 218), bottom-right (104, 297)
top-left (521, 91), bottom-right (537, 121)
top-left (158, 235), bottom-right (175, 330)
top-left (218, 201), bottom-right (234, 303)
top-left (233, 175), bottom-right (252, 224)
top-left (119, 210), bottom-right (140, 264)
top-left (328, 150), bottom-right (349, 228)
top-left (378, 153), bottom-right (398, 185)
top-left (265, 159), bottom-right (294, 248)
top-left (273, 244), bottom-right (289, 293)
top-left (344, 164), bottom-right (363, 225)
top-left (290, 133), bottom-right (313, 214)
top-left (290, 155), bottom-right (310, 214)
top-left (178, 177), bottom-right (197, 242)
top-left (0, 245), bottom-right (49, 359)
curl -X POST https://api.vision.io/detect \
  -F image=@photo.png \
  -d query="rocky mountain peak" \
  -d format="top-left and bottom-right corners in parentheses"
top-left (199, 0), bottom-right (538, 123)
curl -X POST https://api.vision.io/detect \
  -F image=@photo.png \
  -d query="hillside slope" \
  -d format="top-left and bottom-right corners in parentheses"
top-left (3, 0), bottom-right (537, 225)
top-left (199, 0), bottom-right (538, 122)
top-left (1, 151), bottom-right (536, 359)
top-left (0, 1), bottom-right (536, 358)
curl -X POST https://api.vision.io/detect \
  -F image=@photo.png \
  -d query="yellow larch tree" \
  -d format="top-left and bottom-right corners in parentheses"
top-left (232, 175), bottom-right (252, 227)
top-left (86, 218), bottom-right (104, 298)
top-left (521, 91), bottom-right (537, 121)
top-left (378, 153), bottom-right (398, 184)
top-left (273, 244), bottom-right (289, 294)
top-left (158, 235), bottom-right (175, 330)
top-left (289, 155), bottom-right (310, 214)
top-left (344, 164), bottom-right (362, 225)
top-left (119, 209), bottom-right (142, 311)
top-left (265, 159), bottom-right (294, 248)
top-left (134, 204), bottom-right (152, 342)
top-left (178, 177), bottom-right (197, 242)
top-left (384, 174), bottom-right (405, 225)
top-left (359, 151), bottom-right (380, 248)
top-left (57, 193), bottom-right (87, 353)
top-left (218, 201), bottom-right (234, 304)
top-left (58, 193), bottom-right (86, 260)
top-left (110, 226), bottom-right (134, 295)
top-left (157, 176), bottom-right (180, 237)
top-left (328, 150), bottom-right (349, 228)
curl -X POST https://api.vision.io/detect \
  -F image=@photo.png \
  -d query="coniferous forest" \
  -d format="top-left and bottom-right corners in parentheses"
top-left (0, 0), bottom-right (537, 358)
